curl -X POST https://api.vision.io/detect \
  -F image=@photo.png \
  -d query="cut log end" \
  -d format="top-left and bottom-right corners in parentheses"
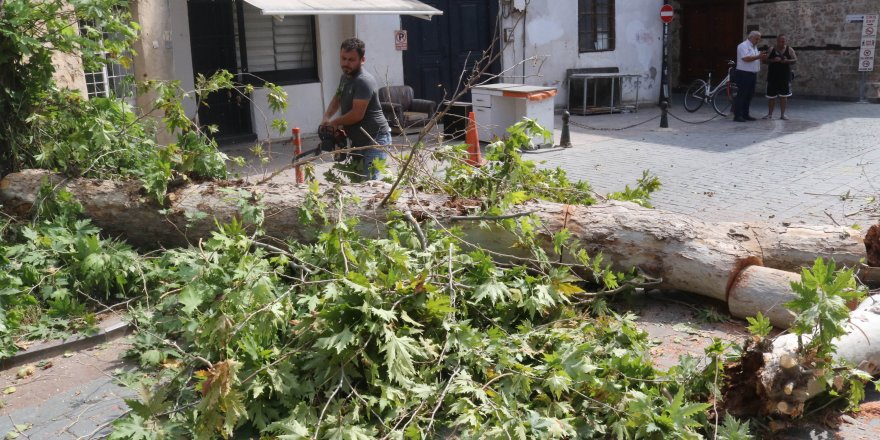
top-left (865, 224), bottom-right (880, 267)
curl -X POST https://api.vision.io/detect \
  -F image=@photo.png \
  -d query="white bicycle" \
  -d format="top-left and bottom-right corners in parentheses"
top-left (683, 60), bottom-right (739, 116)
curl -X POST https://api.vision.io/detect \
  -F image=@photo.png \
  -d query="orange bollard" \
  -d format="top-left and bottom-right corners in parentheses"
top-left (292, 127), bottom-right (303, 184)
top-left (464, 111), bottom-right (484, 167)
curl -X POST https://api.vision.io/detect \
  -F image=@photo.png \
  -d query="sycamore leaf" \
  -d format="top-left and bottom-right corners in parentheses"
top-left (544, 372), bottom-right (572, 399)
top-left (316, 327), bottom-right (356, 354)
top-left (381, 330), bottom-right (421, 384)
top-left (554, 282), bottom-right (584, 295)
top-left (474, 281), bottom-right (509, 303)
top-left (178, 285), bottom-right (203, 315)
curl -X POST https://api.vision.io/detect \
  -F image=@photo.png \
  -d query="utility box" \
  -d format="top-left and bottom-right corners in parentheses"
top-left (471, 83), bottom-right (557, 146)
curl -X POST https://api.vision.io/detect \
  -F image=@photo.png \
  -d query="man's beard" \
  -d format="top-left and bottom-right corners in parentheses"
top-left (343, 66), bottom-right (361, 76)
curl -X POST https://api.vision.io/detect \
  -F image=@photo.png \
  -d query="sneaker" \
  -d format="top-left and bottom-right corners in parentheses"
top-left (744, 116), bottom-right (757, 121)
top-left (734, 117), bottom-right (747, 122)
top-left (761, 114), bottom-right (772, 120)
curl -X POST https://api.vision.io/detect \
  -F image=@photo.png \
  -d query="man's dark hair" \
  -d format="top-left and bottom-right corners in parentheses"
top-left (341, 38), bottom-right (366, 58)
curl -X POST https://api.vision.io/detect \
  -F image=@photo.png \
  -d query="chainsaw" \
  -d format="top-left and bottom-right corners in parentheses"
top-left (317, 125), bottom-right (349, 162)
top-left (293, 125), bottom-right (348, 163)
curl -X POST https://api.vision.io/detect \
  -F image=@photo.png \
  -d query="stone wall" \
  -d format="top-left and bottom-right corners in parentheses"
top-left (50, 2), bottom-right (88, 96)
top-left (746, 0), bottom-right (880, 101)
top-left (669, 0), bottom-right (879, 101)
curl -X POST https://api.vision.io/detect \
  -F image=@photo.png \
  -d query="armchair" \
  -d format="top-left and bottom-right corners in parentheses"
top-left (378, 85), bottom-right (437, 134)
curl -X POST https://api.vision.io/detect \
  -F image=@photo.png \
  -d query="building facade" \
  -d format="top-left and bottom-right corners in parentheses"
top-left (670, 0), bottom-right (880, 101)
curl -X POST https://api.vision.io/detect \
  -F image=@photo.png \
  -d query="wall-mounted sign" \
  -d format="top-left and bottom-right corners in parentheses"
top-left (860, 14), bottom-right (877, 71)
top-left (394, 30), bottom-right (408, 51)
top-left (846, 14), bottom-right (865, 23)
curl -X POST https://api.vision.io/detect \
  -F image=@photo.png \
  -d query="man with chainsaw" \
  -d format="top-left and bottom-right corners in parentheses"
top-left (320, 38), bottom-right (391, 181)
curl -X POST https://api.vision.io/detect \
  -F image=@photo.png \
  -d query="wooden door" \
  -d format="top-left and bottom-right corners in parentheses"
top-left (678, 0), bottom-right (745, 84)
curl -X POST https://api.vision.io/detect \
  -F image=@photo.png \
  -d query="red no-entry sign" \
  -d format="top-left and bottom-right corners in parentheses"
top-left (660, 4), bottom-right (674, 24)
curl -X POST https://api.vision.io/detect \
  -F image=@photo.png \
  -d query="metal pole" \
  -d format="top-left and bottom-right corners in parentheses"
top-left (292, 127), bottom-right (303, 184)
top-left (660, 1), bottom-right (670, 106)
top-left (858, 71), bottom-right (868, 103)
top-left (559, 111), bottom-right (572, 148)
top-left (660, 101), bottom-right (669, 128)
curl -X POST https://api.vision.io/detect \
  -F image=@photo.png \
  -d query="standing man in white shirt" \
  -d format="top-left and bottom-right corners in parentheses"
top-left (733, 31), bottom-right (768, 122)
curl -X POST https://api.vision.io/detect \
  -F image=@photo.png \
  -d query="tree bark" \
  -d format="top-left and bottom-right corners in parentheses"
top-left (0, 170), bottom-right (869, 326)
top-left (756, 294), bottom-right (880, 417)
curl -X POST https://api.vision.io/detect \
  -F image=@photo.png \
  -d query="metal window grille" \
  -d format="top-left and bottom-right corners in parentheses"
top-left (79, 20), bottom-right (134, 99)
top-left (578, 0), bottom-right (615, 52)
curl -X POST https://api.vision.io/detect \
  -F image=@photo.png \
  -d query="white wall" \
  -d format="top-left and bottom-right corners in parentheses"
top-left (170, 0), bottom-right (197, 118)
top-left (317, 15), bottom-right (354, 114)
top-left (252, 83), bottom-right (324, 140)
top-left (357, 15), bottom-right (406, 89)
top-left (500, 0), bottom-right (664, 107)
top-left (161, 10), bottom-right (408, 141)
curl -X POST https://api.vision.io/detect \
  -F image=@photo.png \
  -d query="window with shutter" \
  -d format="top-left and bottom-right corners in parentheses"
top-left (235, 2), bottom-right (318, 85)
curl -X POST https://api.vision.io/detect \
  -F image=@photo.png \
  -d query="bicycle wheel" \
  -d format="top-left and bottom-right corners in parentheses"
top-left (712, 82), bottom-right (738, 116)
top-left (683, 80), bottom-right (707, 112)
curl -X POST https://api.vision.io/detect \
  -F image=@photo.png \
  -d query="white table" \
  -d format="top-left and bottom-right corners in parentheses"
top-left (471, 83), bottom-right (557, 145)
top-left (567, 73), bottom-right (641, 115)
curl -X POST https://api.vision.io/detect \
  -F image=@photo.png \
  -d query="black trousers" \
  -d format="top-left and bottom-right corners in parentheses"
top-left (733, 70), bottom-right (757, 118)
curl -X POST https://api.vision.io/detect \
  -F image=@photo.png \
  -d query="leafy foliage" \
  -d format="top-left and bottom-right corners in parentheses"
top-left (745, 312), bottom-right (772, 339)
top-left (0, 181), bottom-right (143, 357)
top-left (0, 0), bottom-right (138, 175)
top-left (111, 198), bottom-right (730, 438)
top-left (0, 0), bottom-right (289, 204)
top-left (442, 120), bottom-right (597, 209)
top-left (786, 258), bottom-right (866, 358)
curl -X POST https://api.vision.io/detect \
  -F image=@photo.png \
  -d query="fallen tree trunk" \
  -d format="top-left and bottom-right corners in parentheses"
top-left (0, 169), bottom-right (869, 326)
top-left (755, 294), bottom-right (880, 417)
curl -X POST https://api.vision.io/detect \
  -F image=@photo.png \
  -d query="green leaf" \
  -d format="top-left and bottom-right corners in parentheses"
top-left (745, 312), bottom-right (772, 338)
top-left (316, 327), bottom-right (357, 354)
top-left (474, 281), bottom-right (509, 303)
top-left (140, 349), bottom-right (163, 366)
top-left (178, 285), bottom-right (203, 315)
top-left (544, 371), bottom-right (572, 399)
top-left (381, 330), bottom-right (421, 384)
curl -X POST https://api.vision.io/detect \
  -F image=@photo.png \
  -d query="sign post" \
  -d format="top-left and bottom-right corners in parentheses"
top-left (858, 14), bottom-right (877, 102)
top-left (659, 2), bottom-right (673, 127)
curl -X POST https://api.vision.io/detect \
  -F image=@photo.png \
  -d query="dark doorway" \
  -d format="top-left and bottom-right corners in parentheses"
top-left (401, 0), bottom-right (500, 103)
top-left (187, 0), bottom-right (254, 143)
top-left (678, 0), bottom-right (745, 84)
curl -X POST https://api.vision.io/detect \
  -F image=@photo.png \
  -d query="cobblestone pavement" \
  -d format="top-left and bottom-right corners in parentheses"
top-left (532, 96), bottom-right (880, 227)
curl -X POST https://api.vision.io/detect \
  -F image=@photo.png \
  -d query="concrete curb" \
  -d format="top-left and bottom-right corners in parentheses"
top-left (0, 319), bottom-right (132, 371)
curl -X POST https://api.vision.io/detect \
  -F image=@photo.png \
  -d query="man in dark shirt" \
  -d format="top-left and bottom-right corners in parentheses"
top-left (762, 34), bottom-right (797, 120)
top-left (321, 38), bottom-right (391, 181)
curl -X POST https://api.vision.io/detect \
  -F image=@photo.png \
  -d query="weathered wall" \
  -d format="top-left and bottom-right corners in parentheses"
top-left (51, 2), bottom-right (88, 96)
top-left (745, 0), bottom-right (880, 101)
top-left (500, 0), bottom-right (665, 107)
top-left (131, 0), bottom-right (176, 144)
top-left (51, 51), bottom-right (88, 96)
top-left (146, 6), bottom-right (406, 142)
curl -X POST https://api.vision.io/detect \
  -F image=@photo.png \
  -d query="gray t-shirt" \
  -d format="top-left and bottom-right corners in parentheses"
top-left (337, 70), bottom-right (390, 147)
